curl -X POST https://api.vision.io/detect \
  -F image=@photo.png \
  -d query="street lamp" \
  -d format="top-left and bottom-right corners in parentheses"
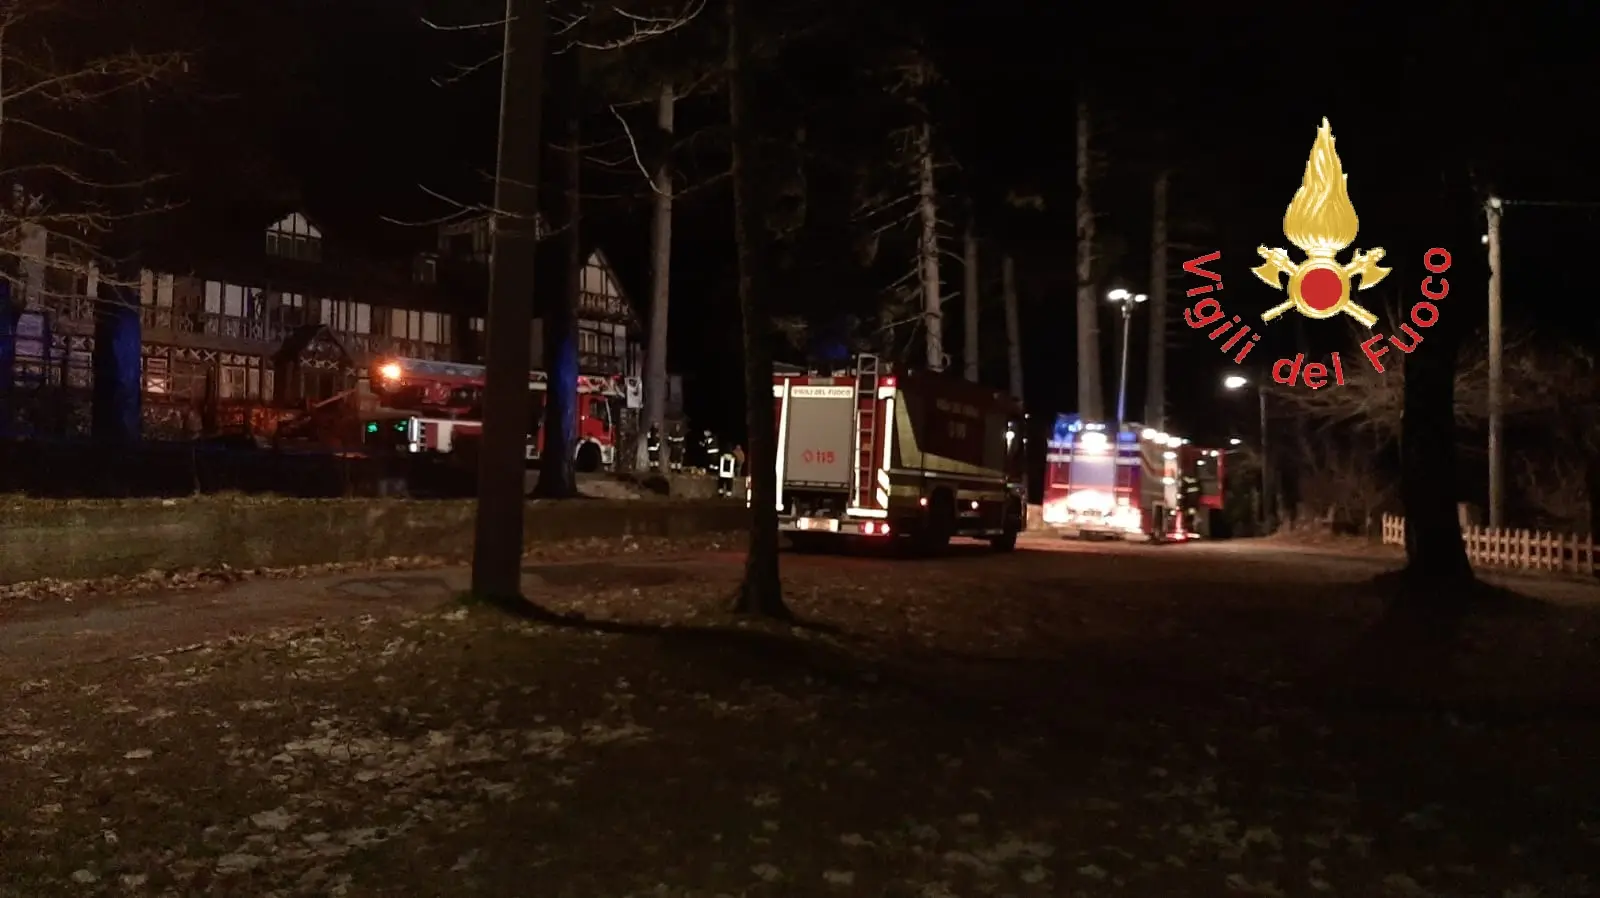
top-left (1108, 288), bottom-right (1147, 428)
top-left (1223, 374), bottom-right (1272, 533)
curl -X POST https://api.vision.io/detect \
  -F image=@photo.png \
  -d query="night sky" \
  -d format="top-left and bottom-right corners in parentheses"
top-left (189, 2), bottom-right (1599, 448)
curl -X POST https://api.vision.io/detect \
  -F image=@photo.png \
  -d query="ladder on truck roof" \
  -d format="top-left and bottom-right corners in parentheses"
top-left (852, 353), bottom-right (879, 511)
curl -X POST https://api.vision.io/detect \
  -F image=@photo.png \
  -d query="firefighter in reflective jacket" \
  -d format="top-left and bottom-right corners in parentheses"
top-left (717, 448), bottom-right (736, 496)
top-left (666, 425), bottom-right (685, 471)
top-left (646, 426), bottom-right (662, 470)
top-left (700, 429), bottom-right (718, 475)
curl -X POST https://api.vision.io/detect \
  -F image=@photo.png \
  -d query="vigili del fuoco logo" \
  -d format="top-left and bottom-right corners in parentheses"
top-left (1180, 118), bottom-right (1454, 390)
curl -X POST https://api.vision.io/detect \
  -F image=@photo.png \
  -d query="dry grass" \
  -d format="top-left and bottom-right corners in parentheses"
top-left (2, 540), bottom-right (1599, 896)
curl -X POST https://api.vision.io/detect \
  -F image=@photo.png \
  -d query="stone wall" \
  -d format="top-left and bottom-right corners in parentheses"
top-left (0, 497), bottom-right (747, 584)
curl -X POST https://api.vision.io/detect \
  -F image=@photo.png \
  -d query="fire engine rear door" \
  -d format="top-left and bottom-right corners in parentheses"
top-left (783, 385), bottom-right (855, 487)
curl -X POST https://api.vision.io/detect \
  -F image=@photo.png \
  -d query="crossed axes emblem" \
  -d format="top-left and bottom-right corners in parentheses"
top-left (1252, 246), bottom-right (1388, 327)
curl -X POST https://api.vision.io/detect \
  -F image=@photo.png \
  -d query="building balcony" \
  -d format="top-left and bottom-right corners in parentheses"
top-left (578, 291), bottom-right (632, 323)
top-left (132, 307), bottom-right (292, 345)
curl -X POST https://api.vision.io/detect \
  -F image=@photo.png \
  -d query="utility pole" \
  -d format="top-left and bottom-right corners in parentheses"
top-left (1145, 171), bottom-right (1169, 430)
top-left (1486, 196), bottom-right (1503, 529)
top-left (963, 221), bottom-right (979, 382)
top-left (471, 0), bottom-right (547, 600)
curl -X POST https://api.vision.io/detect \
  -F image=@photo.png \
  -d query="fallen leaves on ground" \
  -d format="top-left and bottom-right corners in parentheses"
top-left (2, 541), bottom-right (1599, 895)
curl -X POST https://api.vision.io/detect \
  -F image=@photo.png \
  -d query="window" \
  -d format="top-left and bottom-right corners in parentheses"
top-left (157, 274), bottom-right (174, 308)
top-left (266, 213), bottom-right (322, 261)
top-left (579, 329), bottom-right (599, 355)
top-left (204, 280), bottom-right (222, 314)
top-left (422, 312), bottom-right (441, 344)
top-left (220, 365), bottom-right (247, 399)
top-left (469, 316), bottom-right (485, 332)
top-left (391, 308), bottom-right (414, 339)
top-left (223, 284), bottom-right (245, 317)
top-left (581, 257), bottom-right (608, 295)
top-left (353, 302), bottom-right (371, 333)
top-left (415, 255), bottom-right (437, 284)
top-left (140, 269), bottom-right (155, 305)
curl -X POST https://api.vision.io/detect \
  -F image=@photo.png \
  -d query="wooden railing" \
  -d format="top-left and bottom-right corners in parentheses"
top-left (1381, 514), bottom-right (1597, 576)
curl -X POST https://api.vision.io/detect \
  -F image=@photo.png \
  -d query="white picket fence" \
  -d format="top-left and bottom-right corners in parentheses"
top-left (1381, 514), bottom-right (1597, 575)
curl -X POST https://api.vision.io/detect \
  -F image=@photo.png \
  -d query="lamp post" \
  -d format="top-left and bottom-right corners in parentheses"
top-left (1108, 288), bottom-right (1147, 430)
top-left (1223, 374), bottom-right (1270, 533)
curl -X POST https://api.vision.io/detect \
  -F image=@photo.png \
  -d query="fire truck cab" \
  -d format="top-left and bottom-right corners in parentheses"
top-left (770, 354), bottom-right (1027, 552)
top-left (365, 357), bottom-right (624, 471)
top-left (1041, 416), bottom-right (1224, 542)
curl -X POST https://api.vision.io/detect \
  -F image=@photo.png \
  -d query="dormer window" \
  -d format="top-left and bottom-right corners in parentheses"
top-left (266, 212), bottom-right (322, 261)
top-left (414, 253), bottom-right (437, 284)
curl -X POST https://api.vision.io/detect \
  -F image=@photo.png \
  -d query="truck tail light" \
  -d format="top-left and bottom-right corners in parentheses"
top-left (859, 521), bottom-right (891, 536)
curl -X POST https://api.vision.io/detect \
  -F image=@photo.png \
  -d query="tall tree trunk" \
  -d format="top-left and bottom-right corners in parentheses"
top-left (1001, 253), bottom-right (1023, 401)
top-left (1400, 272), bottom-right (1473, 593)
top-left (916, 121), bottom-right (944, 371)
top-left (471, 0), bottom-right (547, 598)
top-left (962, 220), bottom-right (979, 382)
top-left (1074, 99), bottom-right (1102, 419)
top-left (534, 48), bottom-right (581, 498)
top-left (634, 83), bottom-right (675, 471)
top-left (1145, 170), bottom-right (1169, 429)
top-left (727, 0), bottom-right (788, 619)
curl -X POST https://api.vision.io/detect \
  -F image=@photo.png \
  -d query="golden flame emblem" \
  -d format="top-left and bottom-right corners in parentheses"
top-left (1252, 118), bottom-right (1388, 326)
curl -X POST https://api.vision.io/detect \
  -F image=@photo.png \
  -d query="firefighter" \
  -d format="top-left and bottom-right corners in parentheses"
top-left (666, 424), bottom-right (685, 472)
top-left (717, 446), bottom-right (737, 496)
top-left (646, 425), bottom-right (662, 471)
top-left (700, 429), bottom-right (718, 475)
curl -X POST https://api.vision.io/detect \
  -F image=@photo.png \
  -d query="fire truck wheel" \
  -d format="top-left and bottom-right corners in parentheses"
top-left (917, 491), bottom-right (955, 553)
top-left (575, 442), bottom-right (603, 473)
top-left (991, 501), bottom-right (1022, 552)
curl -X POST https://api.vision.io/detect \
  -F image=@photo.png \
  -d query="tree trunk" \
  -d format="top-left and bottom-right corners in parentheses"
top-left (962, 220), bottom-right (979, 382)
top-left (1400, 279), bottom-right (1473, 591)
top-left (916, 121), bottom-right (944, 371)
top-left (471, 0), bottom-right (546, 598)
top-left (1074, 99), bottom-right (1102, 419)
top-left (1001, 253), bottom-right (1023, 402)
top-left (1145, 170), bottom-right (1169, 429)
top-left (633, 83), bottom-right (675, 471)
top-left (534, 49), bottom-right (581, 498)
top-left (727, 0), bottom-right (788, 619)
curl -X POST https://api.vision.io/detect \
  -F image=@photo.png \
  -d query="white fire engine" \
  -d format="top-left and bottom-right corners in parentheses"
top-left (766, 354), bottom-right (1027, 551)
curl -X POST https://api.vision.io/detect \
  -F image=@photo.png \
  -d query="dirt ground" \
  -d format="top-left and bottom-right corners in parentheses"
top-left (2, 536), bottom-right (1599, 896)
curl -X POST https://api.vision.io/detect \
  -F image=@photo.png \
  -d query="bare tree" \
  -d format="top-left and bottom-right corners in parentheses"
top-left (961, 219), bottom-right (979, 381)
top-left (1000, 252), bottom-right (1023, 401)
top-left (0, 0), bottom-right (184, 302)
top-left (533, 43), bottom-right (584, 498)
top-left (1074, 99), bottom-right (1102, 418)
top-left (470, 0), bottom-right (548, 601)
top-left (726, 0), bottom-right (787, 619)
top-left (633, 83), bottom-right (674, 471)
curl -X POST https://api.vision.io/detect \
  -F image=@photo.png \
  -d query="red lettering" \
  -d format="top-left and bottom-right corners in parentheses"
top-left (1303, 362), bottom-right (1328, 390)
top-left (1421, 276), bottom-right (1449, 300)
top-left (1272, 354), bottom-right (1305, 385)
top-left (1390, 323), bottom-right (1423, 353)
top-left (1361, 334), bottom-right (1390, 373)
top-left (1331, 352), bottom-right (1346, 385)
top-left (1411, 301), bottom-right (1439, 327)
top-left (1424, 248), bottom-right (1452, 273)
top-left (1182, 251), bottom-right (1223, 280)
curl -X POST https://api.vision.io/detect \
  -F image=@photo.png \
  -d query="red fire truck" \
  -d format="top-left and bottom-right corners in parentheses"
top-left (1041, 416), bottom-right (1225, 541)
top-left (363, 356), bottom-right (625, 471)
top-left (769, 354), bottom-right (1027, 551)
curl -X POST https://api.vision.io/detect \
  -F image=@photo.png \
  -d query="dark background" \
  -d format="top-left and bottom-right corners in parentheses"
top-left (180, 1), bottom-right (1600, 450)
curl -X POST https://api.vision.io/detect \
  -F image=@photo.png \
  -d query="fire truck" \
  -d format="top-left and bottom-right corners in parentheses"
top-left (769, 354), bottom-right (1027, 551)
top-left (363, 356), bottom-right (625, 471)
top-left (1041, 415), bottom-right (1225, 541)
